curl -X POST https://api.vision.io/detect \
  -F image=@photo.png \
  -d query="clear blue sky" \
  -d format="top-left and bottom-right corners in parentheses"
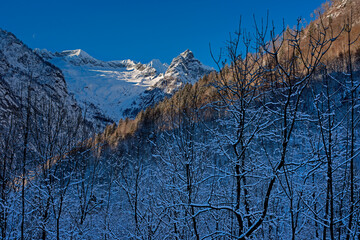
top-left (1, 0), bottom-right (325, 67)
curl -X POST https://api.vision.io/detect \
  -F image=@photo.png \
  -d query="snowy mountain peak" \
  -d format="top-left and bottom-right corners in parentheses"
top-left (35, 48), bottom-right (138, 69)
top-left (57, 49), bottom-right (98, 65)
top-left (35, 48), bottom-right (99, 66)
top-left (164, 49), bottom-right (214, 87)
top-left (70, 49), bottom-right (84, 56)
top-left (61, 49), bottom-right (91, 58)
top-left (148, 59), bottom-right (168, 74)
top-left (180, 49), bottom-right (194, 59)
top-left (32, 46), bottom-right (213, 121)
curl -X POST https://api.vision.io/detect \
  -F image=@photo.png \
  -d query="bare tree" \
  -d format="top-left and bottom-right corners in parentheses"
top-left (343, 13), bottom-right (360, 240)
top-left (207, 19), bottom-right (268, 237)
top-left (240, 15), bottom-right (339, 239)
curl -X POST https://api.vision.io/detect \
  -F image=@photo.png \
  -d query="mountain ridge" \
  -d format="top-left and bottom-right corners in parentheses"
top-left (35, 48), bottom-right (214, 124)
top-left (0, 28), bottom-right (87, 129)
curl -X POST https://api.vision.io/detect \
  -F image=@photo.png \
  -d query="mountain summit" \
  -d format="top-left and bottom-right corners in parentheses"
top-left (35, 48), bottom-right (213, 123)
top-left (163, 49), bottom-right (214, 93)
top-left (148, 59), bottom-right (168, 74)
top-left (180, 49), bottom-right (194, 59)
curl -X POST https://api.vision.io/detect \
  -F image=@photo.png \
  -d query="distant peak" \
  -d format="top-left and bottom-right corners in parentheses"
top-left (61, 49), bottom-right (92, 58)
top-left (51, 49), bottom-right (101, 66)
top-left (72, 49), bottom-right (83, 56)
top-left (180, 49), bottom-right (194, 59)
top-left (164, 49), bottom-right (214, 87)
top-left (148, 59), bottom-right (168, 74)
top-left (149, 59), bottom-right (162, 65)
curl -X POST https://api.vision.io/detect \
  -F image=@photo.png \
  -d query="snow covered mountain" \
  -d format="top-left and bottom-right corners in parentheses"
top-left (162, 49), bottom-right (214, 93)
top-left (0, 29), bottom-right (86, 131)
top-left (35, 48), bottom-right (213, 122)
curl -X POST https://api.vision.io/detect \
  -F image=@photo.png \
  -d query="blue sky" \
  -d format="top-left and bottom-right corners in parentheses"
top-left (1, 0), bottom-right (325, 67)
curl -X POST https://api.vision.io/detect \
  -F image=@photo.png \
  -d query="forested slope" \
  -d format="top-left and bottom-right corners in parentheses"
top-left (1, 0), bottom-right (360, 239)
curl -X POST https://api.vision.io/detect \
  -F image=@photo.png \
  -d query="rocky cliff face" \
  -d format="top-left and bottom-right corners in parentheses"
top-left (0, 29), bottom-right (88, 131)
top-left (158, 49), bottom-right (214, 94)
